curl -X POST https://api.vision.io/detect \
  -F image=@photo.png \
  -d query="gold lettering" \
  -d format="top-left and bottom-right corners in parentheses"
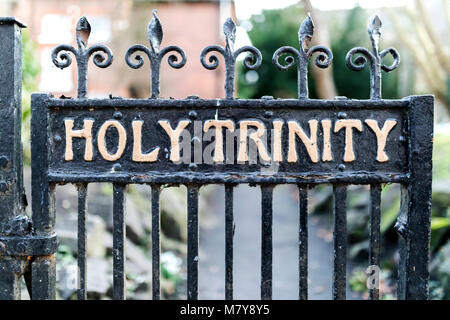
top-left (158, 120), bottom-right (190, 162)
top-left (64, 119), bottom-right (94, 161)
top-left (365, 119), bottom-right (397, 162)
top-left (334, 119), bottom-right (362, 162)
top-left (203, 120), bottom-right (234, 163)
top-left (321, 119), bottom-right (333, 162)
top-left (132, 120), bottom-right (159, 162)
top-left (272, 120), bottom-right (284, 162)
top-left (97, 120), bottom-right (127, 161)
top-left (287, 120), bottom-right (319, 163)
top-left (237, 120), bottom-right (271, 163)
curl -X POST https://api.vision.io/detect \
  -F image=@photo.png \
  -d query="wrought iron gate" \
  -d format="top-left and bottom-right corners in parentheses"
top-left (0, 12), bottom-right (433, 300)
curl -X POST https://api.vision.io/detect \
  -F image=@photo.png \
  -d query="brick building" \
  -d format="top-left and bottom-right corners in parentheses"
top-left (5, 0), bottom-right (236, 99)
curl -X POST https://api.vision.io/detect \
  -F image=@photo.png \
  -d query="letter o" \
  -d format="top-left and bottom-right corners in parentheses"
top-left (97, 120), bottom-right (127, 161)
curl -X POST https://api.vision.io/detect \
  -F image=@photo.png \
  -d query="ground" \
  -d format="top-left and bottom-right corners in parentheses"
top-left (199, 184), bottom-right (360, 299)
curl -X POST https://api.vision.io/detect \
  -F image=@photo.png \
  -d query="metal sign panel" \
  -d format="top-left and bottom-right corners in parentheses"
top-left (34, 95), bottom-right (409, 185)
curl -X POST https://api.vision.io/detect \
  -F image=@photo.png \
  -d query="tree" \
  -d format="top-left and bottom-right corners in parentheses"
top-left (386, 0), bottom-right (450, 114)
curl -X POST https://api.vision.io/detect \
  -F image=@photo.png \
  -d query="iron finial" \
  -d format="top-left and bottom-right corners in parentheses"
top-left (345, 14), bottom-right (400, 100)
top-left (148, 9), bottom-right (163, 54)
top-left (76, 15), bottom-right (91, 48)
top-left (223, 18), bottom-right (236, 52)
top-left (125, 10), bottom-right (187, 99)
top-left (368, 14), bottom-right (382, 53)
top-left (200, 17), bottom-right (262, 99)
top-left (273, 13), bottom-right (333, 99)
top-left (52, 16), bottom-right (114, 99)
top-left (299, 13), bottom-right (314, 46)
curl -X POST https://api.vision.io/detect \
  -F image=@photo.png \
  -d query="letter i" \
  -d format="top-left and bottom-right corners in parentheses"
top-left (321, 119), bottom-right (333, 161)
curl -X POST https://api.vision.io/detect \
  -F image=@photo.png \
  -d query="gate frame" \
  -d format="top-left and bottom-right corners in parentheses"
top-left (0, 13), bottom-right (435, 300)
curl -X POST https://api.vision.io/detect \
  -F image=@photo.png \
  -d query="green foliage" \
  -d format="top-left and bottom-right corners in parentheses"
top-left (161, 261), bottom-right (181, 284)
top-left (22, 30), bottom-right (40, 97)
top-left (430, 132), bottom-right (450, 253)
top-left (21, 29), bottom-right (40, 165)
top-left (55, 244), bottom-right (76, 265)
top-left (328, 6), bottom-right (400, 99)
top-left (238, 6), bottom-right (402, 99)
top-left (431, 217), bottom-right (450, 231)
top-left (380, 186), bottom-right (401, 234)
top-left (349, 269), bottom-right (367, 293)
top-left (433, 133), bottom-right (450, 180)
top-left (237, 5), bottom-right (305, 99)
top-left (430, 239), bottom-right (450, 299)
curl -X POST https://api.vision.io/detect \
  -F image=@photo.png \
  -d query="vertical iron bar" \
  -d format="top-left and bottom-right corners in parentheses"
top-left (187, 185), bottom-right (199, 300)
top-left (333, 184), bottom-right (347, 300)
top-left (298, 186), bottom-right (308, 300)
top-left (76, 56), bottom-right (88, 99)
top-left (225, 184), bottom-right (234, 300)
top-left (261, 185), bottom-right (273, 300)
top-left (151, 185), bottom-right (161, 300)
top-left (77, 183), bottom-right (88, 300)
top-left (31, 93), bottom-right (56, 300)
top-left (113, 183), bottom-right (126, 300)
top-left (400, 95), bottom-right (434, 300)
top-left (0, 17), bottom-right (27, 300)
top-left (369, 184), bottom-right (381, 300)
top-left (150, 57), bottom-right (160, 99)
top-left (224, 58), bottom-right (235, 99)
top-left (0, 17), bottom-right (27, 235)
top-left (0, 258), bottom-right (27, 300)
top-left (298, 56), bottom-right (308, 99)
top-left (396, 185), bottom-right (409, 300)
top-left (31, 255), bottom-right (56, 300)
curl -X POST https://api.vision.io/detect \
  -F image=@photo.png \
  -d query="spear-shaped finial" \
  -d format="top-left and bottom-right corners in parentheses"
top-left (368, 14), bottom-right (382, 54)
top-left (299, 13), bottom-right (314, 49)
top-left (52, 16), bottom-right (114, 98)
top-left (76, 15), bottom-right (91, 48)
top-left (200, 17), bottom-right (262, 99)
top-left (273, 14), bottom-right (333, 99)
top-left (125, 10), bottom-right (187, 98)
top-left (223, 17), bottom-right (236, 52)
top-left (345, 14), bottom-right (400, 100)
top-left (148, 9), bottom-right (163, 54)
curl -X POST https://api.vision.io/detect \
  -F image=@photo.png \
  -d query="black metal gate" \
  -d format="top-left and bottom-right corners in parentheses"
top-left (0, 12), bottom-right (433, 300)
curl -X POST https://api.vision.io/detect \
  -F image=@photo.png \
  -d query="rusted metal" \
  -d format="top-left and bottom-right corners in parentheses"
top-left (30, 255), bottom-right (56, 300)
top-left (0, 234), bottom-right (57, 256)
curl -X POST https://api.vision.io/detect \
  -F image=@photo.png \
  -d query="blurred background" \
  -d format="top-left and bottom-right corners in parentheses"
top-left (0, 0), bottom-right (449, 299)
